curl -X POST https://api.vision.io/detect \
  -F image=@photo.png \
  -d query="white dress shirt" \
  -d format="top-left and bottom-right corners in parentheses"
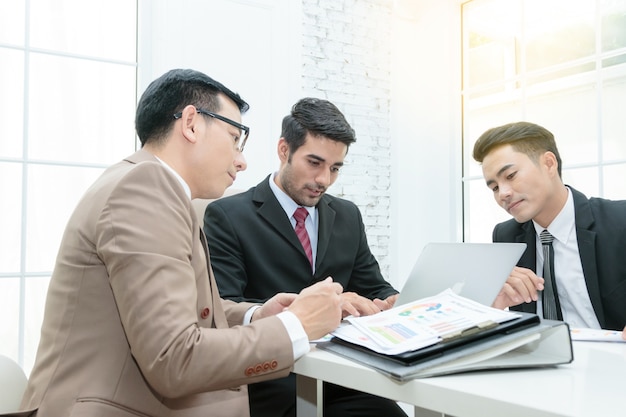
top-left (533, 187), bottom-right (601, 328)
top-left (269, 172), bottom-right (319, 272)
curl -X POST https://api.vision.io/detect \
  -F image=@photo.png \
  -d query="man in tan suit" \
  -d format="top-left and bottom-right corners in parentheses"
top-left (15, 69), bottom-right (343, 417)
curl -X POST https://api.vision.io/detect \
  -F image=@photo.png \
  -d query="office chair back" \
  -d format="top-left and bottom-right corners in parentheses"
top-left (0, 355), bottom-right (27, 413)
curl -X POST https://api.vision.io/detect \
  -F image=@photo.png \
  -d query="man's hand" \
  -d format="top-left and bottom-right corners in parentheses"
top-left (340, 292), bottom-right (385, 318)
top-left (492, 266), bottom-right (544, 310)
top-left (373, 293), bottom-right (398, 311)
top-left (253, 293), bottom-right (298, 321)
top-left (284, 277), bottom-right (344, 340)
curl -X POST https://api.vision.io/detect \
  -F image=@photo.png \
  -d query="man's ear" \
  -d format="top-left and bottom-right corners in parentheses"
top-left (179, 105), bottom-right (200, 144)
top-left (543, 151), bottom-right (559, 175)
top-left (277, 137), bottom-right (289, 162)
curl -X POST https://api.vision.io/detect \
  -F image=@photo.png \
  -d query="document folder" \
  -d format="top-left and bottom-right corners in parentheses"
top-left (318, 318), bottom-right (573, 381)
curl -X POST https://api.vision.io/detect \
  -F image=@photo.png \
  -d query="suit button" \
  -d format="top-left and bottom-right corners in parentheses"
top-left (270, 360), bottom-right (278, 369)
top-left (254, 364), bottom-right (263, 374)
top-left (200, 307), bottom-right (210, 319)
top-left (245, 367), bottom-right (254, 376)
top-left (262, 362), bottom-right (271, 371)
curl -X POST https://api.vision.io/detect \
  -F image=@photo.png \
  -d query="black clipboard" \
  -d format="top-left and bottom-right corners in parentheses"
top-left (329, 311), bottom-right (540, 366)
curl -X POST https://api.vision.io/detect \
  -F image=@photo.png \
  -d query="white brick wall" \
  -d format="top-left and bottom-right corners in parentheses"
top-left (301, 0), bottom-right (394, 279)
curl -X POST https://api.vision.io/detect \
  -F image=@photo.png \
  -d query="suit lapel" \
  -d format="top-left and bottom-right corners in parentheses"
top-left (517, 222), bottom-right (537, 271)
top-left (254, 178), bottom-right (310, 261)
top-left (570, 187), bottom-right (604, 326)
top-left (315, 196), bottom-right (335, 269)
top-left (512, 222), bottom-right (539, 314)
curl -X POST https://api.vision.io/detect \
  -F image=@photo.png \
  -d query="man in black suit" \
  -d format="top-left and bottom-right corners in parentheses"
top-left (473, 121), bottom-right (626, 337)
top-left (203, 97), bottom-right (405, 417)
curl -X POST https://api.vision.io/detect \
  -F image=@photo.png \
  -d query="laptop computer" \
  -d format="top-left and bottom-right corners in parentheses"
top-left (394, 242), bottom-right (526, 307)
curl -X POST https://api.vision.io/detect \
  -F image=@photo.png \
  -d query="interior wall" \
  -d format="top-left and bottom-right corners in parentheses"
top-left (389, 0), bottom-right (463, 288)
top-left (298, 0), bottom-right (395, 279)
top-left (137, 0), bottom-right (302, 191)
top-left (138, 0), bottom-right (464, 291)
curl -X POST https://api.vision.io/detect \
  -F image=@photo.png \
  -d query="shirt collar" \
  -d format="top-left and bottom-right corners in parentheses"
top-left (154, 156), bottom-right (191, 200)
top-left (268, 172), bottom-right (316, 220)
top-left (533, 186), bottom-right (574, 244)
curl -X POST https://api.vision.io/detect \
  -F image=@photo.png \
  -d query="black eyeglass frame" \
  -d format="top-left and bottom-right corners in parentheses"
top-left (173, 108), bottom-right (250, 152)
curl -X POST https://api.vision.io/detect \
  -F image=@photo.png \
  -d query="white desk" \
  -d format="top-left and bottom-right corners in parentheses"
top-left (294, 341), bottom-right (625, 417)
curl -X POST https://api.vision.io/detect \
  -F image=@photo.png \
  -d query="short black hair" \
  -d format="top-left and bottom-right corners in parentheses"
top-left (135, 69), bottom-right (249, 146)
top-left (473, 121), bottom-right (563, 178)
top-left (281, 97), bottom-right (356, 153)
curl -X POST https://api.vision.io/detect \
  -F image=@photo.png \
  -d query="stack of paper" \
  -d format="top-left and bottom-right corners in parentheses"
top-left (332, 289), bottom-right (520, 355)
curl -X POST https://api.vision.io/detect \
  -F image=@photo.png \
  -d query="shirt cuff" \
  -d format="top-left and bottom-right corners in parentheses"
top-left (245, 306), bottom-right (310, 360)
top-left (243, 305), bottom-right (261, 325)
top-left (277, 310), bottom-right (310, 360)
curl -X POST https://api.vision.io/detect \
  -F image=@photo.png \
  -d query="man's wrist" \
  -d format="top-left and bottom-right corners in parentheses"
top-left (244, 305), bottom-right (262, 325)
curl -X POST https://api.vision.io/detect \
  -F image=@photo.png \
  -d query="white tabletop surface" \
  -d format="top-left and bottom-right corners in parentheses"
top-left (293, 340), bottom-right (625, 417)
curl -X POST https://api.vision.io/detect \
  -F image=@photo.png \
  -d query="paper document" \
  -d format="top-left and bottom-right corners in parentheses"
top-left (570, 327), bottom-right (625, 342)
top-left (332, 289), bottom-right (520, 355)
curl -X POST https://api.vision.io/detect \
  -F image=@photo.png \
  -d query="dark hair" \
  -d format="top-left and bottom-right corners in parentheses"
top-left (135, 69), bottom-right (249, 146)
top-left (472, 121), bottom-right (562, 178)
top-left (280, 97), bottom-right (356, 153)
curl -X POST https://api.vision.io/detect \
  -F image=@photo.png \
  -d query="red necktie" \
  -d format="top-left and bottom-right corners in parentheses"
top-left (293, 207), bottom-right (313, 269)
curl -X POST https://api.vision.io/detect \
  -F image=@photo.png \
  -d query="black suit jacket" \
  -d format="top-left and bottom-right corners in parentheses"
top-left (203, 175), bottom-right (397, 303)
top-left (493, 186), bottom-right (626, 331)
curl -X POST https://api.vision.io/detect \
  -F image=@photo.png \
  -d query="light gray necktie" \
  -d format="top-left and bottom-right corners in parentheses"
top-left (540, 230), bottom-right (562, 320)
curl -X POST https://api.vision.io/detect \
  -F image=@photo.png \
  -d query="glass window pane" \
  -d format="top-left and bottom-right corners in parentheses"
top-left (0, 277), bottom-right (21, 360)
top-left (2, 0), bottom-right (138, 384)
top-left (0, 48), bottom-right (24, 159)
top-left (462, 0), bottom-right (626, 246)
top-left (524, 0), bottom-right (595, 72)
top-left (464, 101), bottom-right (524, 178)
top-left (603, 164), bottom-right (626, 199)
top-left (0, 163), bottom-right (22, 272)
top-left (602, 54), bottom-right (626, 67)
top-left (464, 178), bottom-right (512, 243)
top-left (23, 276), bottom-right (50, 375)
top-left (26, 165), bottom-right (104, 272)
top-left (601, 0), bottom-right (626, 52)
top-left (463, 0), bottom-right (521, 91)
top-left (602, 77), bottom-right (626, 161)
top-left (526, 62), bottom-right (596, 86)
top-left (28, 54), bottom-right (136, 164)
top-left (0, 3), bottom-right (24, 45)
top-left (525, 85), bottom-right (598, 166)
top-left (562, 166), bottom-right (600, 197)
top-left (30, 0), bottom-right (136, 62)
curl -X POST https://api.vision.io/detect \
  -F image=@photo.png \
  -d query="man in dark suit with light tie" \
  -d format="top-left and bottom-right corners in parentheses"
top-left (204, 98), bottom-right (406, 417)
top-left (472, 121), bottom-right (626, 337)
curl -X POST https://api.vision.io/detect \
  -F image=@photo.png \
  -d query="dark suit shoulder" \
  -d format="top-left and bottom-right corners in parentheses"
top-left (208, 187), bottom-right (255, 210)
top-left (493, 218), bottom-right (526, 242)
top-left (569, 186), bottom-right (626, 230)
top-left (588, 195), bottom-right (626, 217)
top-left (320, 193), bottom-right (360, 213)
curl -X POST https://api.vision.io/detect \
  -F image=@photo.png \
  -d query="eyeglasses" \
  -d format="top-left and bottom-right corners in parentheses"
top-left (173, 108), bottom-right (250, 152)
